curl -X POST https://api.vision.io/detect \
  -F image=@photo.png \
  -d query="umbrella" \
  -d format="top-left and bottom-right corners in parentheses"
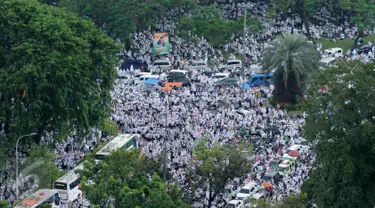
top-left (288, 150), bottom-right (301, 157)
top-left (262, 182), bottom-right (272, 189)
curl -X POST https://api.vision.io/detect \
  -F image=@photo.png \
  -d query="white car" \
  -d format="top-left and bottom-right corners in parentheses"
top-left (134, 74), bottom-right (159, 85)
top-left (236, 182), bottom-right (258, 201)
top-left (153, 59), bottom-right (171, 70)
top-left (219, 60), bottom-right (242, 72)
top-left (322, 47), bottom-right (343, 59)
top-left (187, 61), bottom-right (208, 70)
top-left (209, 73), bottom-right (229, 83)
top-left (169, 70), bottom-right (189, 76)
top-left (226, 200), bottom-right (244, 208)
top-left (320, 57), bottom-right (338, 69)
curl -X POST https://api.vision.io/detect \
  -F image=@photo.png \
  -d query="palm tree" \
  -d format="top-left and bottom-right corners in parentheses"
top-left (261, 33), bottom-right (320, 103)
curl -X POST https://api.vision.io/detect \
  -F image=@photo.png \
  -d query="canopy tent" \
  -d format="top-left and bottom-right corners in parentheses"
top-left (288, 150), bottom-right (301, 157)
top-left (144, 78), bottom-right (160, 85)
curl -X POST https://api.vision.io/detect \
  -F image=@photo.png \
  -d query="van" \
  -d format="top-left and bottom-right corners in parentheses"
top-left (187, 61), bottom-right (208, 70)
top-left (153, 60), bottom-right (171, 70)
top-left (263, 171), bottom-right (281, 183)
top-left (248, 73), bottom-right (273, 87)
top-left (322, 47), bottom-right (343, 58)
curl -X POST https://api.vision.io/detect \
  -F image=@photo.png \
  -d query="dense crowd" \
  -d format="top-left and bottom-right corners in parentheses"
top-left (1, 0), bottom-right (375, 206)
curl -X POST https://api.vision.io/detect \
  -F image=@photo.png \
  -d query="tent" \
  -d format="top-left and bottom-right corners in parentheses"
top-left (288, 150), bottom-right (301, 157)
top-left (144, 78), bottom-right (160, 85)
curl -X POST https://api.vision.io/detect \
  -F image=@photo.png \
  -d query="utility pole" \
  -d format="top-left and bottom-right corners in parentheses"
top-left (242, 8), bottom-right (247, 99)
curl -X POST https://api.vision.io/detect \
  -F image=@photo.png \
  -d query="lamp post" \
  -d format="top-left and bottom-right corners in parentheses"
top-left (242, 7), bottom-right (247, 99)
top-left (16, 133), bottom-right (37, 201)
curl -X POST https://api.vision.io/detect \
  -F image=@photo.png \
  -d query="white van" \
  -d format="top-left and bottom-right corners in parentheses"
top-left (187, 61), bottom-right (208, 70)
top-left (153, 60), bottom-right (171, 70)
top-left (135, 74), bottom-right (159, 85)
top-left (219, 60), bottom-right (242, 71)
top-left (322, 47), bottom-right (343, 58)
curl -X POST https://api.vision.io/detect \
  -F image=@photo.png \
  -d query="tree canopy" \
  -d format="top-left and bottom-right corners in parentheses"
top-left (178, 5), bottom-right (263, 47)
top-left (0, 0), bottom-right (119, 145)
top-left (184, 136), bottom-right (252, 207)
top-left (302, 61), bottom-right (375, 207)
top-left (261, 33), bottom-right (320, 103)
top-left (79, 149), bottom-right (189, 208)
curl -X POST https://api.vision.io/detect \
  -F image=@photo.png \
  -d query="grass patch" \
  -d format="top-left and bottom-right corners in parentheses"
top-left (316, 35), bottom-right (375, 51)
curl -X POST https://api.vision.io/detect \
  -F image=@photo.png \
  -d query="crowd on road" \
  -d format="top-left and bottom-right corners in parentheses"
top-left (1, 0), bottom-right (375, 207)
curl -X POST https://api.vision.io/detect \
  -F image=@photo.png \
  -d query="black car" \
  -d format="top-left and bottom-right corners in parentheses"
top-left (214, 77), bottom-right (239, 87)
top-left (201, 71), bottom-right (219, 77)
top-left (167, 74), bottom-right (191, 87)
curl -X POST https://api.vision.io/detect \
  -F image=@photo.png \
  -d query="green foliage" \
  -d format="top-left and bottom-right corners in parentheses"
top-left (261, 33), bottom-right (320, 103)
top-left (271, 0), bottom-right (321, 40)
top-left (79, 150), bottom-right (189, 207)
top-left (26, 145), bottom-right (66, 188)
top-left (60, 0), bottom-right (194, 47)
top-left (273, 193), bottom-right (308, 208)
top-left (100, 119), bottom-right (119, 137)
top-left (0, 201), bottom-right (10, 208)
top-left (178, 5), bottom-right (263, 47)
top-left (185, 136), bottom-right (252, 207)
top-left (302, 61), bottom-right (375, 207)
top-left (0, 0), bottom-right (120, 145)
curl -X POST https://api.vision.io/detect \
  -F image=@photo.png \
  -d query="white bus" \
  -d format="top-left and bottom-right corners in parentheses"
top-left (95, 134), bottom-right (140, 161)
top-left (53, 162), bottom-right (85, 202)
top-left (16, 189), bottom-right (60, 208)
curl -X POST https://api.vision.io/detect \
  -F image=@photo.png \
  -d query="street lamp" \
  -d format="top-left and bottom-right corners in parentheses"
top-left (16, 132), bottom-right (37, 201)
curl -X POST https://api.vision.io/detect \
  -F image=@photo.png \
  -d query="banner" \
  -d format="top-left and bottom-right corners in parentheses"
top-left (153, 33), bottom-right (171, 55)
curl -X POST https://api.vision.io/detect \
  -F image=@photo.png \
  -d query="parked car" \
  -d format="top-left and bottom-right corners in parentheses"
top-left (322, 47), bottom-right (343, 58)
top-left (187, 61), bottom-right (208, 70)
top-left (219, 60), bottom-right (242, 72)
top-left (355, 44), bottom-right (374, 55)
top-left (236, 182), bottom-right (258, 201)
top-left (226, 200), bottom-right (244, 208)
top-left (248, 73), bottom-right (273, 87)
top-left (278, 160), bottom-right (295, 175)
top-left (167, 74), bottom-right (191, 87)
top-left (262, 171), bottom-right (281, 184)
top-left (214, 77), bottom-right (239, 87)
top-left (153, 59), bottom-right (171, 70)
top-left (209, 73), bottom-right (230, 83)
top-left (267, 157), bottom-right (283, 171)
top-left (320, 57), bottom-right (338, 69)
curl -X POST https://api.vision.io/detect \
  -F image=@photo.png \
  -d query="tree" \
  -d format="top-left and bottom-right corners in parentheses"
top-left (184, 136), bottom-right (252, 207)
top-left (178, 5), bottom-right (263, 47)
top-left (59, 0), bottom-right (187, 47)
top-left (270, 0), bottom-right (321, 41)
top-left (273, 193), bottom-right (308, 208)
top-left (302, 61), bottom-right (375, 207)
top-left (0, 0), bottom-right (119, 145)
top-left (261, 33), bottom-right (320, 103)
top-left (341, 0), bottom-right (375, 47)
top-left (79, 149), bottom-right (189, 208)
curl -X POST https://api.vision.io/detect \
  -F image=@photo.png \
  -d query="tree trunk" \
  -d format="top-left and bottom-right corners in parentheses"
top-left (298, 0), bottom-right (315, 44)
top-left (354, 32), bottom-right (364, 48)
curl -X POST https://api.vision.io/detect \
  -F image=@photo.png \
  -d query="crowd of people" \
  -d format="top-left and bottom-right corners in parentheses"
top-left (1, 0), bottom-right (375, 207)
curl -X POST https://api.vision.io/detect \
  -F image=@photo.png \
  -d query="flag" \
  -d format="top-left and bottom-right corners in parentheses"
top-left (153, 33), bottom-right (171, 55)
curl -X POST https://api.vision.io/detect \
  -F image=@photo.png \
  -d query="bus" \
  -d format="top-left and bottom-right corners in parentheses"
top-left (53, 162), bottom-right (85, 202)
top-left (95, 134), bottom-right (140, 161)
top-left (16, 189), bottom-right (60, 208)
